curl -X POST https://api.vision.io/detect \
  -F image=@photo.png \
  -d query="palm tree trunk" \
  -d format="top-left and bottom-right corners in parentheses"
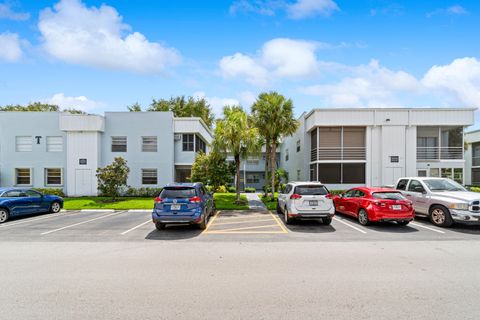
top-left (235, 154), bottom-right (241, 203)
top-left (264, 143), bottom-right (270, 197)
top-left (270, 141), bottom-right (277, 201)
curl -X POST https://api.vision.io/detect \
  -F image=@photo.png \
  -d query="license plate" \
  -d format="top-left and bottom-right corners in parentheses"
top-left (392, 205), bottom-right (402, 210)
top-left (309, 200), bottom-right (318, 206)
top-left (171, 204), bottom-right (181, 210)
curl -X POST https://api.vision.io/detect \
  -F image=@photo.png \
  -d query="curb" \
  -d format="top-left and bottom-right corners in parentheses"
top-left (60, 209), bottom-right (152, 212)
top-left (80, 209), bottom-right (115, 212)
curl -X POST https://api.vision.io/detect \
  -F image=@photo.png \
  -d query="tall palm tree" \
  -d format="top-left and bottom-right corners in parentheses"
top-left (215, 106), bottom-right (261, 203)
top-left (251, 92), bottom-right (298, 200)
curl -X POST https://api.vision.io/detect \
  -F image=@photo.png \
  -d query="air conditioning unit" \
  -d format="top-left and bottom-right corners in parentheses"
top-left (174, 134), bottom-right (182, 141)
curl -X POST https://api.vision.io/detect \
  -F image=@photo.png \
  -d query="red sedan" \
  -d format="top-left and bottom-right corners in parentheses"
top-left (333, 187), bottom-right (414, 226)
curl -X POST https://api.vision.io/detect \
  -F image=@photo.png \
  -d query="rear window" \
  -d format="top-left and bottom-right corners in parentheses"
top-left (372, 192), bottom-right (405, 200)
top-left (160, 187), bottom-right (197, 198)
top-left (294, 185), bottom-right (328, 195)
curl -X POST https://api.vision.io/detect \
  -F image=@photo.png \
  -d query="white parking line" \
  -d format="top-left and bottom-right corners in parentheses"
top-left (410, 222), bottom-right (446, 234)
top-left (121, 220), bottom-right (151, 235)
top-left (41, 211), bottom-right (124, 235)
top-left (0, 212), bottom-right (80, 228)
top-left (333, 217), bottom-right (368, 234)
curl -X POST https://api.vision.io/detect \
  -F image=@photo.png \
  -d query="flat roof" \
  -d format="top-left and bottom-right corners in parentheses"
top-left (304, 107), bottom-right (477, 119)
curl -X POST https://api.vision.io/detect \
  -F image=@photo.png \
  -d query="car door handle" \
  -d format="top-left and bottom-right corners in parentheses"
top-left (405, 194), bottom-right (412, 197)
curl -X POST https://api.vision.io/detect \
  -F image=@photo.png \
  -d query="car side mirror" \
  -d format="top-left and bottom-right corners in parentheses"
top-left (414, 186), bottom-right (425, 193)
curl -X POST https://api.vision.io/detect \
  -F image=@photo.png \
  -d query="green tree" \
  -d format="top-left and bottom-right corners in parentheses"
top-left (148, 96), bottom-right (215, 128)
top-left (214, 106), bottom-right (261, 202)
top-left (190, 151), bottom-right (235, 190)
top-left (63, 108), bottom-right (86, 114)
top-left (127, 102), bottom-right (142, 112)
top-left (0, 102), bottom-right (86, 114)
top-left (96, 157), bottom-right (130, 200)
top-left (251, 92), bottom-right (298, 200)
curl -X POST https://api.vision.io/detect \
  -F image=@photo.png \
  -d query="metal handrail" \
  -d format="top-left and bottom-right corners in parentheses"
top-left (417, 147), bottom-right (463, 160)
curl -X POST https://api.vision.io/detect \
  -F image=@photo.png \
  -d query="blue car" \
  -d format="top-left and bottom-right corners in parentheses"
top-left (0, 188), bottom-right (64, 223)
top-left (152, 183), bottom-right (215, 230)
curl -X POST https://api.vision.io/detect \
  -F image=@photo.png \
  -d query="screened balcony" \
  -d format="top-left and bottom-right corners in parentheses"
top-left (416, 127), bottom-right (463, 161)
top-left (310, 127), bottom-right (366, 162)
top-left (472, 143), bottom-right (480, 167)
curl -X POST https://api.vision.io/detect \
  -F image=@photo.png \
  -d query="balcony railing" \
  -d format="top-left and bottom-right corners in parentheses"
top-left (473, 157), bottom-right (480, 167)
top-left (416, 147), bottom-right (463, 161)
top-left (311, 147), bottom-right (366, 161)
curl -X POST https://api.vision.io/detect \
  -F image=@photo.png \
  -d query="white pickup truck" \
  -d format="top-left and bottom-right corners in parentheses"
top-left (395, 177), bottom-right (480, 227)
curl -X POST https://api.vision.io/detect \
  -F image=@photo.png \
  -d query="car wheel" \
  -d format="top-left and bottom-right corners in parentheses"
top-left (429, 205), bottom-right (453, 227)
top-left (323, 217), bottom-right (332, 225)
top-left (155, 222), bottom-right (166, 230)
top-left (198, 213), bottom-right (208, 230)
top-left (276, 201), bottom-right (282, 214)
top-left (284, 207), bottom-right (293, 225)
top-left (397, 221), bottom-right (409, 226)
top-left (0, 209), bottom-right (9, 224)
top-left (358, 209), bottom-right (370, 226)
top-left (50, 201), bottom-right (61, 213)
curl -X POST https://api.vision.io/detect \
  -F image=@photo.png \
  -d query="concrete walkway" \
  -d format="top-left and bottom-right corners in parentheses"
top-left (244, 193), bottom-right (268, 211)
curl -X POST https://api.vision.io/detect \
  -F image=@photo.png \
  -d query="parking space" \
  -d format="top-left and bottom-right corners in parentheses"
top-left (0, 209), bottom-right (479, 242)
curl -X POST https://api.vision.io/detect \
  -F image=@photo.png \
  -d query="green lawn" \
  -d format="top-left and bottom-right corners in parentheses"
top-left (63, 193), bottom-right (249, 210)
top-left (261, 193), bottom-right (278, 211)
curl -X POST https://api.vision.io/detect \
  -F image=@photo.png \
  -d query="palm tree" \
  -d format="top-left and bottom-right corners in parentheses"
top-left (214, 106), bottom-right (261, 203)
top-left (251, 92), bottom-right (298, 200)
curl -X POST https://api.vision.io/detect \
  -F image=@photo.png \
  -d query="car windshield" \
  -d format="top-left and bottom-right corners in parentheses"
top-left (372, 192), bottom-right (405, 200)
top-left (160, 187), bottom-right (196, 198)
top-left (423, 179), bottom-right (466, 192)
top-left (294, 185), bottom-right (328, 195)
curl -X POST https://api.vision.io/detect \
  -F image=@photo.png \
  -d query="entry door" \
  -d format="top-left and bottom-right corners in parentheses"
top-left (75, 169), bottom-right (93, 196)
top-left (384, 167), bottom-right (404, 186)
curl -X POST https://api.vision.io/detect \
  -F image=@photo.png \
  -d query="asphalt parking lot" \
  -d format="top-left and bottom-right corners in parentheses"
top-left (1, 208), bottom-right (480, 242)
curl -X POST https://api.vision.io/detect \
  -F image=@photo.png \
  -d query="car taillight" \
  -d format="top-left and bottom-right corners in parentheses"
top-left (290, 194), bottom-right (302, 200)
top-left (374, 201), bottom-right (387, 207)
top-left (154, 197), bottom-right (163, 203)
top-left (325, 193), bottom-right (332, 199)
top-left (189, 196), bottom-right (202, 203)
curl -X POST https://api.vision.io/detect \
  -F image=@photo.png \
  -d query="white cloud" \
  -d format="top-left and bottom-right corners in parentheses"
top-left (427, 5), bottom-right (468, 18)
top-left (229, 0), bottom-right (339, 19)
top-left (193, 91), bottom-right (240, 117)
top-left (0, 2), bottom-right (30, 20)
top-left (422, 57), bottom-right (480, 107)
top-left (38, 0), bottom-right (180, 74)
top-left (219, 38), bottom-right (321, 85)
top-left (287, 0), bottom-right (339, 19)
top-left (239, 91), bottom-right (258, 107)
top-left (44, 93), bottom-right (104, 112)
top-left (0, 32), bottom-right (22, 62)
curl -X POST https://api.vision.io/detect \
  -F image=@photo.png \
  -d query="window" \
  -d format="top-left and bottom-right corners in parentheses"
top-left (16, 168), bottom-right (31, 185)
top-left (310, 164), bottom-right (317, 181)
top-left (344, 189), bottom-right (356, 197)
top-left (429, 168), bottom-right (440, 177)
top-left (3, 190), bottom-right (22, 197)
top-left (297, 170), bottom-right (301, 180)
top-left (284, 184), bottom-right (292, 194)
top-left (418, 170), bottom-right (427, 177)
top-left (25, 190), bottom-right (42, 198)
top-left (46, 136), bottom-right (63, 152)
top-left (195, 135), bottom-right (206, 153)
top-left (294, 185), bottom-right (328, 195)
top-left (454, 168), bottom-right (463, 184)
top-left (296, 140), bottom-right (301, 152)
top-left (142, 169), bottom-right (158, 185)
top-left (390, 156), bottom-right (399, 163)
top-left (111, 136), bottom-right (127, 152)
top-left (246, 174), bottom-right (260, 184)
top-left (16, 136), bottom-right (32, 152)
top-left (353, 190), bottom-right (366, 197)
top-left (182, 134), bottom-right (194, 151)
top-left (342, 163), bottom-right (366, 184)
top-left (160, 187), bottom-right (196, 198)
top-left (408, 180), bottom-right (424, 193)
top-left (142, 136), bottom-right (157, 152)
top-left (45, 168), bottom-right (62, 186)
top-left (318, 163), bottom-right (341, 183)
top-left (247, 158), bottom-right (260, 165)
top-left (285, 149), bottom-right (289, 162)
top-left (396, 179), bottom-right (408, 190)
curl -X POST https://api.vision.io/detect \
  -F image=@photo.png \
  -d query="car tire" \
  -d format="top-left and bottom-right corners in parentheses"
top-left (0, 208), bottom-right (9, 224)
top-left (429, 205), bottom-right (453, 227)
top-left (50, 201), bottom-right (62, 213)
top-left (155, 222), bottom-right (166, 230)
top-left (323, 217), bottom-right (332, 225)
top-left (397, 221), bottom-right (410, 226)
top-left (276, 201), bottom-right (282, 214)
top-left (198, 213), bottom-right (208, 230)
top-left (358, 209), bottom-right (370, 226)
top-left (284, 207), bottom-right (293, 225)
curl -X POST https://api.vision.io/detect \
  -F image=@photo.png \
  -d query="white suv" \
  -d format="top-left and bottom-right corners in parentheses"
top-left (277, 182), bottom-right (335, 225)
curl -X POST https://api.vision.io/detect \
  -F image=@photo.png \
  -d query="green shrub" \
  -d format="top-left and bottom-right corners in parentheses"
top-left (216, 185), bottom-right (228, 193)
top-left (124, 187), bottom-right (163, 197)
top-left (470, 187), bottom-right (480, 193)
top-left (227, 186), bottom-right (236, 193)
top-left (34, 188), bottom-right (65, 197)
top-left (245, 187), bottom-right (256, 193)
top-left (329, 189), bottom-right (345, 195)
top-left (205, 185), bottom-right (214, 193)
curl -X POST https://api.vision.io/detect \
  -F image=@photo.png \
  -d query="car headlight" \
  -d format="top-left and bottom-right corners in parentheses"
top-left (450, 203), bottom-right (469, 210)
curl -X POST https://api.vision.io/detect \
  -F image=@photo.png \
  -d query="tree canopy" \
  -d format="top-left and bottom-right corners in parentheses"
top-left (148, 96), bottom-right (215, 128)
top-left (0, 102), bottom-right (86, 114)
top-left (190, 151), bottom-right (235, 190)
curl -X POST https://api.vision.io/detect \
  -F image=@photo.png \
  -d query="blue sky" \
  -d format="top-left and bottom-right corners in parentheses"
top-left (1, 0), bottom-right (479, 124)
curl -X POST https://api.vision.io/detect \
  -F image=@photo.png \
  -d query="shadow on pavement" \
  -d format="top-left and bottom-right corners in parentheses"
top-left (276, 213), bottom-right (336, 233)
top-left (414, 216), bottom-right (480, 235)
top-left (145, 224), bottom-right (203, 240)
top-left (337, 213), bottom-right (419, 233)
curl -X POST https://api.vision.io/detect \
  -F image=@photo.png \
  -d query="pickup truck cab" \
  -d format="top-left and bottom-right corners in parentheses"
top-left (395, 177), bottom-right (480, 227)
